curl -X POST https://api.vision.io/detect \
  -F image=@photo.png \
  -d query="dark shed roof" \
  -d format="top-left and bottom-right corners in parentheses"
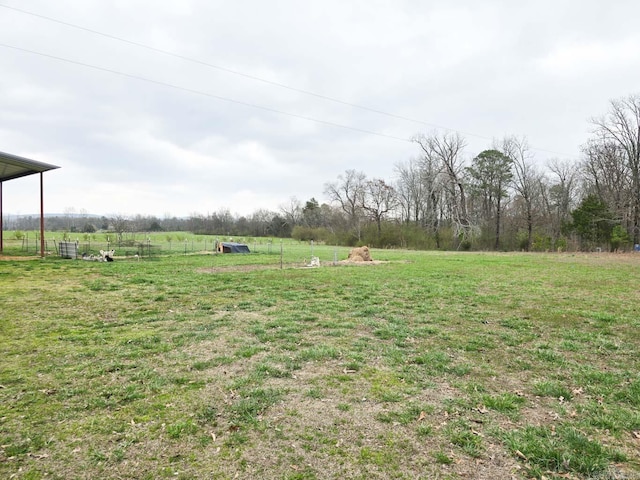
top-left (0, 151), bottom-right (60, 181)
top-left (219, 242), bottom-right (250, 253)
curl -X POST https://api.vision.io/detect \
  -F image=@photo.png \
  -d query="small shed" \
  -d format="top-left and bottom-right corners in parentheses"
top-left (217, 242), bottom-right (250, 254)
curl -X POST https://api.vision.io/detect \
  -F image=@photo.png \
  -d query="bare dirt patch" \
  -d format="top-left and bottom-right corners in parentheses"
top-left (197, 263), bottom-right (284, 274)
top-left (217, 367), bottom-right (525, 479)
top-left (554, 251), bottom-right (640, 265)
top-left (197, 260), bottom-right (391, 274)
top-left (0, 255), bottom-right (41, 261)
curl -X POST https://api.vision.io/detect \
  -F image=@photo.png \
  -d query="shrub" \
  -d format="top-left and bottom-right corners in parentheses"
top-left (291, 226), bottom-right (330, 242)
top-left (610, 225), bottom-right (629, 251)
top-left (82, 222), bottom-right (96, 233)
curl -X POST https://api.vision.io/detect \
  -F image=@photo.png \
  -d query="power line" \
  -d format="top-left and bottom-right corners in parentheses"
top-left (0, 42), bottom-right (411, 143)
top-left (0, 3), bottom-right (580, 158)
top-left (0, 3), bottom-right (501, 141)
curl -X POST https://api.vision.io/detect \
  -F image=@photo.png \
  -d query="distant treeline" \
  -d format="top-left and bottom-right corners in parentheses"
top-left (5, 94), bottom-right (640, 252)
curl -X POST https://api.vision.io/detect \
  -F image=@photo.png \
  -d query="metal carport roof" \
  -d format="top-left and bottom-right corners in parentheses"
top-left (0, 151), bottom-right (60, 181)
top-left (0, 151), bottom-right (60, 256)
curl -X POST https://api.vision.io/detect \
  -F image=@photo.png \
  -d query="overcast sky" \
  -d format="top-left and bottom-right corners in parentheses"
top-left (1, 1), bottom-right (639, 218)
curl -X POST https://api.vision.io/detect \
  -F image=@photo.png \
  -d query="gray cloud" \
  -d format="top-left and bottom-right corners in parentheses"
top-left (1, 0), bottom-right (639, 217)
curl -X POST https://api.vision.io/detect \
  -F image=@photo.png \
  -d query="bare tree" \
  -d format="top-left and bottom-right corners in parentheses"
top-left (590, 94), bottom-right (640, 243)
top-left (581, 140), bottom-right (629, 216)
top-left (248, 209), bottom-right (274, 237)
top-left (110, 214), bottom-right (130, 243)
top-left (546, 158), bottom-right (580, 246)
top-left (64, 206), bottom-right (77, 232)
top-left (419, 152), bottom-right (446, 247)
top-left (279, 196), bottom-right (303, 229)
top-left (361, 178), bottom-right (398, 238)
top-left (499, 136), bottom-right (540, 251)
top-left (395, 158), bottom-right (427, 224)
top-left (324, 169), bottom-right (366, 241)
top-left (413, 132), bottom-right (471, 246)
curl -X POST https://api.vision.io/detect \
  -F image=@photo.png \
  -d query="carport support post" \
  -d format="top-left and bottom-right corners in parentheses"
top-left (0, 180), bottom-right (3, 253)
top-left (40, 173), bottom-right (45, 258)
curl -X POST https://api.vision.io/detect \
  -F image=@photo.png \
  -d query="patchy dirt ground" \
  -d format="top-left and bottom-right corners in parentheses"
top-left (0, 255), bottom-right (42, 260)
top-left (197, 259), bottom-right (391, 274)
top-left (3, 251), bottom-right (640, 479)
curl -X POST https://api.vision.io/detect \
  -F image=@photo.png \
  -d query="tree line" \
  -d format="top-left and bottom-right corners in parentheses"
top-left (298, 93), bottom-right (640, 252)
top-left (6, 94), bottom-right (639, 252)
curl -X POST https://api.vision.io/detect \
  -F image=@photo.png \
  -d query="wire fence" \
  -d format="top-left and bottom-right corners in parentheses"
top-left (1, 232), bottom-right (334, 261)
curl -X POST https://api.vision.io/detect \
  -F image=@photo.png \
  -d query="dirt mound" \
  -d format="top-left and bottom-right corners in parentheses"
top-left (347, 246), bottom-right (372, 262)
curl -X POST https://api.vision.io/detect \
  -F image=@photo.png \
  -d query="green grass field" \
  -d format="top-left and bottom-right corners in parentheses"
top-left (1, 245), bottom-right (639, 479)
top-left (1, 231), bottom-right (295, 258)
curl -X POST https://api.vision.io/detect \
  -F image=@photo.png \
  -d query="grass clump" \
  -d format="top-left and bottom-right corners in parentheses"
top-left (228, 387), bottom-right (284, 426)
top-left (502, 425), bottom-right (627, 477)
top-left (481, 392), bottom-right (526, 414)
top-left (533, 380), bottom-right (573, 401)
top-left (166, 420), bottom-right (198, 439)
top-left (446, 420), bottom-right (484, 458)
top-left (375, 404), bottom-right (434, 426)
top-left (433, 450), bottom-right (454, 465)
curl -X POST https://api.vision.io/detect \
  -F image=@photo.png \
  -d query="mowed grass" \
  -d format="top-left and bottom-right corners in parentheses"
top-left (1, 247), bottom-right (640, 479)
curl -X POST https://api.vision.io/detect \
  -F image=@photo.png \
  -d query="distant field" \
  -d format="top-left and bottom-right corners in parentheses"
top-left (1, 248), bottom-right (639, 479)
top-left (1, 231), bottom-right (313, 258)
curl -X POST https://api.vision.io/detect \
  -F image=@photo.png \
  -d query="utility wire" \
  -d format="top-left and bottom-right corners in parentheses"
top-left (0, 3), bottom-right (466, 134)
top-left (0, 42), bottom-right (411, 143)
top-left (0, 2), bottom-right (579, 158)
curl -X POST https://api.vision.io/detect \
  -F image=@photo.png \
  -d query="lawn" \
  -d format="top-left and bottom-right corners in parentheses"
top-left (1, 246), bottom-right (639, 479)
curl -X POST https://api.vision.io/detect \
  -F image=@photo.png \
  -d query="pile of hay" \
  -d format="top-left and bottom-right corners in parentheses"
top-left (347, 246), bottom-right (372, 262)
